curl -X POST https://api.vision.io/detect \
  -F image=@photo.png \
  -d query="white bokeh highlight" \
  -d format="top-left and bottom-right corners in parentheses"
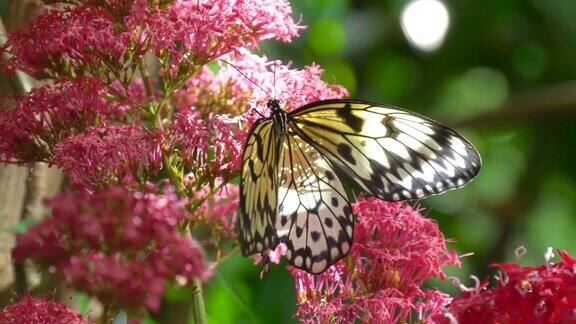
top-left (400, 0), bottom-right (450, 52)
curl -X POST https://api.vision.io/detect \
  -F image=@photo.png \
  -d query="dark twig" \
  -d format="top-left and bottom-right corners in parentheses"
top-left (453, 81), bottom-right (576, 128)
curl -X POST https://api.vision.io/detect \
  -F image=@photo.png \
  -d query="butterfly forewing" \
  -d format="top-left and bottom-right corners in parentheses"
top-left (239, 119), bottom-right (281, 256)
top-left (290, 99), bottom-right (481, 201)
top-left (276, 132), bottom-right (353, 274)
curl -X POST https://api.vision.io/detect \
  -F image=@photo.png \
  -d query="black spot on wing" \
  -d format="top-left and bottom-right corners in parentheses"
top-left (337, 102), bottom-right (364, 132)
top-left (324, 170), bottom-right (335, 181)
top-left (311, 231), bottom-right (321, 242)
top-left (337, 143), bottom-right (355, 164)
top-left (331, 197), bottom-right (339, 207)
top-left (296, 226), bottom-right (303, 238)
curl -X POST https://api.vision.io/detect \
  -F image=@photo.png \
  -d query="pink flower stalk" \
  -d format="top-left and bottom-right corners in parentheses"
top-left (0, 296), bottom-right (86, 324)
top-left (51, 124), bottom-right (163, 190)
top-left (291, 198), bottom-right (459, 323)
top-left (12, 186), bottom-right (209, 312)
top-left (0, 77), bottom-right (117, 163)
top-left (435, 249), bottom-right (576, 323)
top-left (3, 5), bottom-right (136, 78)
top-left (192, 180), bottom-right (239, 241)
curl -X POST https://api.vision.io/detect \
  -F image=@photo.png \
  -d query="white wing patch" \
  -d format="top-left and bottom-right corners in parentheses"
top-left (276, 132), bottom-right (353, 274)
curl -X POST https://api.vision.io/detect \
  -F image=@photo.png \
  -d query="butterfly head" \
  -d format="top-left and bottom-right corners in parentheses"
top-left (266, 99), bottom-right (282, 112)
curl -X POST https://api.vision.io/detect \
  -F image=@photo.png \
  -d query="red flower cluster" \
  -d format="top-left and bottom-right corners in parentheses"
top-left (291, 198), bottom-right (458, 323)
top-left (0, 297), bottom-right (86, 324)
top-left (12, 186), bottom-right (208, 312)
top-left (435, 249), bottom-right (576, 323)
top-left (51, 124), bottom-right (163, 190)
top-left (0, 77), bottom-right (116, 163)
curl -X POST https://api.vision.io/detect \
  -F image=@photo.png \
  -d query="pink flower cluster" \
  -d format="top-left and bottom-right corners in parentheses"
top-left (435, 249), bottom-right (576, 323)
top-left (171, 109), bottom-right (245, 183)
top-left (12, 186), bottom-right (208, 312)
top-left (0, 297), bottom-right (86, 324)
top-left (193, 180), bottom-right (240, 241)
top-left (180, 51), bottom-right (348, 118)
top-left (3, 4), bottom-right (136, 78)
top-left (145, 0), bottom-right (302, 78)
top-left (51, 124), bottom-right (163, 190)
top-left (3, 0), bottom-right (301, 79)
top-left (0, 77), bottom-right (117, 163)
top-left (291, 198), bottom-right (458, 323)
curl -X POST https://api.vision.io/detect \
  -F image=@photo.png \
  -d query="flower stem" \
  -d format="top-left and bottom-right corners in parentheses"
top-left (191, 278), bottom-right (207, 324)
top-left (138, 60), bottom-right (155, 104)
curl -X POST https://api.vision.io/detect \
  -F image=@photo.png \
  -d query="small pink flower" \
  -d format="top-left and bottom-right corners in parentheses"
top-left (51, 124), bottom-right (163, 190)
top-left (291, 198), bottom-right (459, 323)
top-left (416, 289), bottom-right (453, 322)
top-left (12, 186), bottom-right (209, 312)
top-left (0, 296), bottom-right (86, 324)
top-left (0, 77), bottom-right (117, 163)
top-left (252, 243), bottom-right (287, 266)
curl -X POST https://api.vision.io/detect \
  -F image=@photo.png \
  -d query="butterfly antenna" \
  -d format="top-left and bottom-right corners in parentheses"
top-left (272, 62), bottom-right (277, 99)
top-left (220, 59), bottom-right (272, 99)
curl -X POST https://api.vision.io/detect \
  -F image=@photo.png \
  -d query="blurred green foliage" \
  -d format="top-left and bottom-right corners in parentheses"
top-left (215, 0), bottom-right (576, 322)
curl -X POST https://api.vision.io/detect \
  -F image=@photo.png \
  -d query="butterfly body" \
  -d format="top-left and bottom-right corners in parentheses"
top-left (268, 99), bottom-right (289, 132)
top-left (239, 99), bottom-right (481, 274)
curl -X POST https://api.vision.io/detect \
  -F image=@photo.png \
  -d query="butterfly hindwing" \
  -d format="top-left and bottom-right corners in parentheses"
top-left (276, 132), bottom-right (353, 274)
top-left (239, 119), bottom-right (281, 256)
top-left (290, 99), bottom-right (481, 201)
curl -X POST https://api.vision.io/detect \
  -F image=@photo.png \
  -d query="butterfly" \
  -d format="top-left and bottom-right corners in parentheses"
top-left (238, 98), bottom-right (481, 274)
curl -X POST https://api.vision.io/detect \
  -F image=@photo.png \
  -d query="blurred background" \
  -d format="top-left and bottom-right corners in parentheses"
top-left (2, 0), bottom-right (576, 322)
